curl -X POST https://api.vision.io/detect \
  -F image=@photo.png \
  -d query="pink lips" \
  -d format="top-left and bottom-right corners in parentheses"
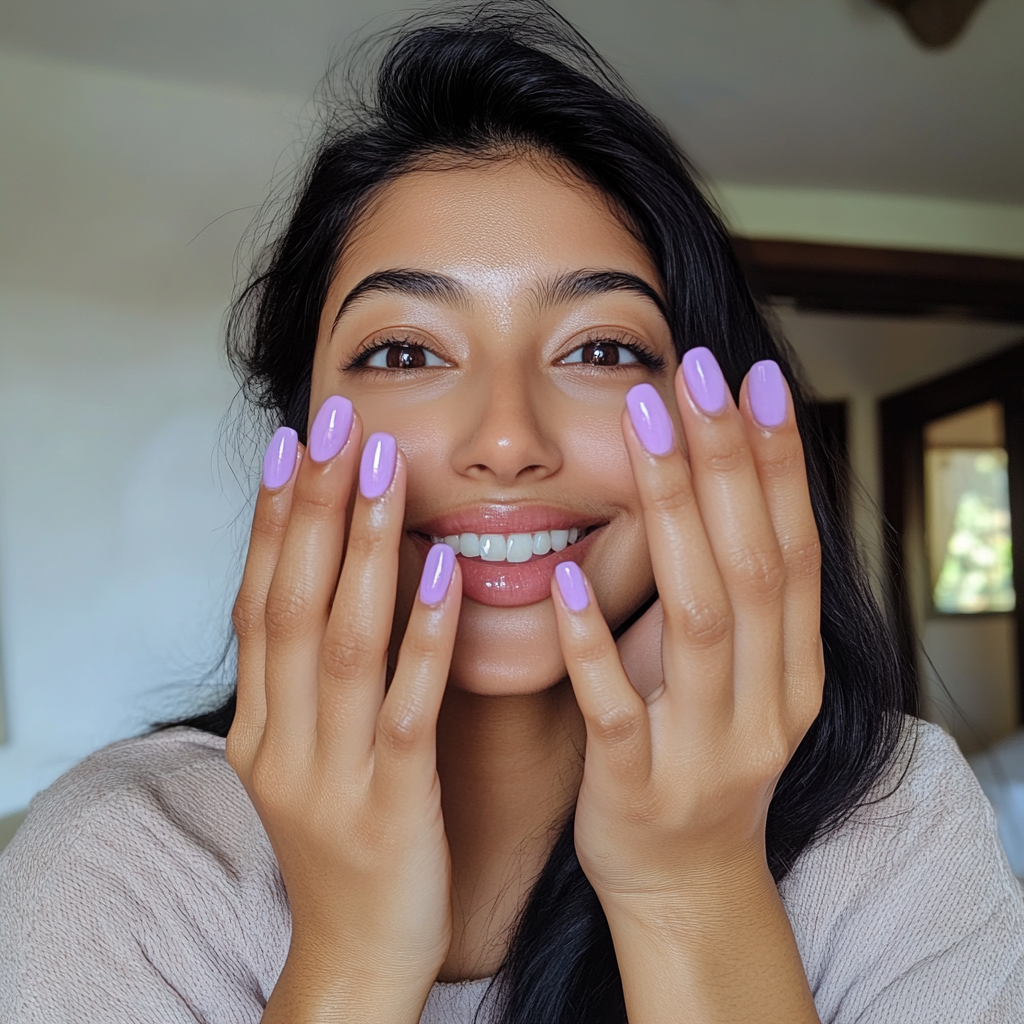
top-left (408, 505), bottom-right (604, 608)
top-left (410, 528), bottom-right (601, 607)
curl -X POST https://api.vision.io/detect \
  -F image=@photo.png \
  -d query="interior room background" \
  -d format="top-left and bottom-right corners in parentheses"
top-left (1, 0), bottom-right (1022, 846)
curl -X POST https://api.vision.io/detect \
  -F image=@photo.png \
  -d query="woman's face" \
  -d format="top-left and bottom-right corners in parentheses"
top-left (310, 157), bottom-right (679, 695)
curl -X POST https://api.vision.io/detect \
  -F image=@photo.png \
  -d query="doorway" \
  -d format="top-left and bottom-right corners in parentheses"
top-left (881, 342), bottom-right (1024, 753)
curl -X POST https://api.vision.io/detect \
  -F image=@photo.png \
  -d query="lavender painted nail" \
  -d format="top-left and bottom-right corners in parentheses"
top-left (419, 543), bottom-right (456, 606)
top-left (625, 383), bottom-right (674, 456)
top-left (360, 432), bottom-right (397, 499)
top-left (748, 360), bottom-right (787, 429)
top-left (262, 427), bottom-right (299, 490)
top-left (681, 346), bottom-right (727, 415)
top-left (308, 395), bottom-right (354, 463)
top-left (555, 561), bottom-right (589, 612)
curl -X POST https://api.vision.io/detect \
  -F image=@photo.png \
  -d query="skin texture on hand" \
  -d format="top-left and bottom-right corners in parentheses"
top-left (229, 415), bottom-right (462, 1023)
top-left (551, 351), bottom-right (823, 1022)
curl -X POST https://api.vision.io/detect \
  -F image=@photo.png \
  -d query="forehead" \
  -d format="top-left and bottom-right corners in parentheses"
top-left (333, 157), bottom-right (660, 299)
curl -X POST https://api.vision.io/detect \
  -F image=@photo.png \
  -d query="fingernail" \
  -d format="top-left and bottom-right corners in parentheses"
top-left (555, 561), bottom-right (589, 612)
top-left (308, 395), bottom-right (353, 462)
top-left (681, 346), bottom-right (727, 415)
top-left (419, 543), bottom-right (456, 606)
top-left (748, 360), bottom-right (787, 429)
top-left (360, 432), bottom-right (397, 499)
top-left (625, 383), bottom-right (674, 456)
top-left (262, 426), bottom-right (299, 489)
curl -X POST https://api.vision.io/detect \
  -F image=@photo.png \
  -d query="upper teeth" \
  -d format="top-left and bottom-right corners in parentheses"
top-left (429, 528), bottom-right (582, 562)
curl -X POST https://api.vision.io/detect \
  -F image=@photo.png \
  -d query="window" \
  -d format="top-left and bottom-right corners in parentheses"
top-left (924, 402), bottom-right (1015, 615)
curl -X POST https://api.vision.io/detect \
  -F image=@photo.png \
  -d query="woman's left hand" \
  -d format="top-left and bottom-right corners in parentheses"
top-left (551, 348), bottom-right (824, 1022)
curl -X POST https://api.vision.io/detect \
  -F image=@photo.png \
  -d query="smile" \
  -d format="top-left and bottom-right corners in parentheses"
top-left (427, 528), bottom-right (589, 563)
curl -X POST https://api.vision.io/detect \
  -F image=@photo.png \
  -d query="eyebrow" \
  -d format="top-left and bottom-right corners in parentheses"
top-left (332, 266), bottom-right (668, 331)
top-left (534, 269), bottom-right (668, 320)
top-left (333, 270), bottom-right (470, 329)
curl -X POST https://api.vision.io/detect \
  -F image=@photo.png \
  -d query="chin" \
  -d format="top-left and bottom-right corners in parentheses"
top-left (446, 597), bottom-right (569, 696)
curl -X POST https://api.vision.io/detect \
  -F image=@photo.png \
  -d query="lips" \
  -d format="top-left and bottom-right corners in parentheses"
top-left (410, 528), bottom-right (602, 606)
top-left (408, 505), bottom-right (605, 608)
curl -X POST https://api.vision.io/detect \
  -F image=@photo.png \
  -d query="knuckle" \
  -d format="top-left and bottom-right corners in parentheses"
top-left (293, 484), bottom-right (343, 524)
top-left (571, 634), bottom-right (616, 672)
top-left (781, 535), bottom-right (822, 583)
top-left (590, 703), bottom-right (644, 746)
top-left (250, 505), bottom-right (288, 546)
top-left (344, 526), bottom-right (389, 563)
top-left (758, 445), bottom-right (804, 482)
top-left (704, 437), bottom-right (751, 477)
top-left (727, 546), bottom-right (786, 604)
top-left (376, 707), bottom-right (424, 755)
top-left (398, 630), bottom-right (443, 668)
top-left (319, 630), bottom-right (378, 681)
top-left (231, 592), bottom-right (265, 642)
top-left (648, 479), bottom-right (697, 520)
top-left (669, 599), bottom-right (733, 650)
top-left (263, 586), bottom-right (316, 643)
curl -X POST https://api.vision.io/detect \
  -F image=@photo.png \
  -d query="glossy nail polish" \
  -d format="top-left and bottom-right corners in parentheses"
top-left (748, 360), bottom-right (787, 429)
top-left (360, 432), bottom-right (397, 499)
top-left (419, 543), bottom-right (456, 606)
top-left (625, 383), bottom-right (674, 456)
top-left (308, 395), bottom-right (354, 463)
top-left (262, 427), bottom-right (299, 490)
top-left (555, 561), bottom-right (589, 612)
top-left (681, 346), bottom-right (727, 415)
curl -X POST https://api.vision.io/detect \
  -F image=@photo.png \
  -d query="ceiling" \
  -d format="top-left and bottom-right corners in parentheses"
top-left (0, 0), bottom-right (1021, 205)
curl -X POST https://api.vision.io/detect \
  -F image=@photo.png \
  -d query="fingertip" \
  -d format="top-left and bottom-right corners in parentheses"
top-left (554, 560), bottom-right (590, 613)
top-left (262, 426), bottom-right (299, 490)
top-left (745, 359), bottom-right (789, 431)
top-left (419, 542), bottom-right (457, 607)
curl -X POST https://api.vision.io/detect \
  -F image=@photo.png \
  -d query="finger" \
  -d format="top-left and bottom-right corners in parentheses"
top-left (261, 397), bottom-right (359, 748)
top-left (551, 561), bottom-right (651, 791)
top-left (372, 543), bottom-right (461, 803)
top-left (228, 426), bottom-right (301, 769)
top-left (621, 383), bottom-right (734, 717)
top-left (317, 432), bottom-right (406, 760)
top-left (674, 348), bottom-right (787, 710)
top-left (740, 362), bottom-right (824, 723)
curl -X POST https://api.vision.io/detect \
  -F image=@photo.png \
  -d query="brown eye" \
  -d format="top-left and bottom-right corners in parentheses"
top-left (386, 345), bottom-right (427, 369)
top-left (361, 343), bottom-right (448, 369)
top-left (561, 341), bottom-right (639, 366)
top-left (582, 342), bottom-right (619, 366)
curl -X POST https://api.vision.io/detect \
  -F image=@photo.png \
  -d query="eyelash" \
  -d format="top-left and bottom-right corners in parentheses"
top-left (344, 332), bottom-right (665, 374)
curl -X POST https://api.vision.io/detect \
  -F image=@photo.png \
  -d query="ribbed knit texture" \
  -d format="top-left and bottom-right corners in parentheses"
top-left (1, 719), bottom-right (1021, 1022)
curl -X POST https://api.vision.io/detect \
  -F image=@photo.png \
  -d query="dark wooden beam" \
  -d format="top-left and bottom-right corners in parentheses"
top-left (733, 238), bottom-right (1024, 321)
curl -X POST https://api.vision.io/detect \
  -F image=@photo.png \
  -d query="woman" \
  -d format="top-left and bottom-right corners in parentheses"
top-left (1, 4), bottom-right (1021, 1022)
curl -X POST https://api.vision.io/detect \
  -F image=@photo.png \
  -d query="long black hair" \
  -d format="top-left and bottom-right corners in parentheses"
top-left (166, 4), bottom-right (917, 1020)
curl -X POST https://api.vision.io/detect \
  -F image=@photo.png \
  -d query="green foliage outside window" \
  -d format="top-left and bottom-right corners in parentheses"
top-left (927, 448), bottom-right (1015, 615)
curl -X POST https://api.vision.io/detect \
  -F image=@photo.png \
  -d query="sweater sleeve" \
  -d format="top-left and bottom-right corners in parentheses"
top-left (781, 721), bottom-right (1024, 1024)
top-left (0, 731), bottom-right (289, 1024)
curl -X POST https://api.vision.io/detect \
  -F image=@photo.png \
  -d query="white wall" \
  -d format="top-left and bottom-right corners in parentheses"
top-left (0, 50), bottom-right (303, 816)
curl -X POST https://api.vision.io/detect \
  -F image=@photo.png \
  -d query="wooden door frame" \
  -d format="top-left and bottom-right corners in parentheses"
top-left (879, 341), bottom-right (1024, 721)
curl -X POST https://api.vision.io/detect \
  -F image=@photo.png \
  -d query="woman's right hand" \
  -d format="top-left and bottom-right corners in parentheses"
top-left (226, 396), bottom-right (462, 1024)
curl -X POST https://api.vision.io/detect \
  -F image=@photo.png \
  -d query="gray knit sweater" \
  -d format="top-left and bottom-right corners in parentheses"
top-left (1, 719), bottom-right (1022, 1022)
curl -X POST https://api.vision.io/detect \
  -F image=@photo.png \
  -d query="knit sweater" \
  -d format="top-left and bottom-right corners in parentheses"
top-left (1, 719), bottom-right (1022, 1022)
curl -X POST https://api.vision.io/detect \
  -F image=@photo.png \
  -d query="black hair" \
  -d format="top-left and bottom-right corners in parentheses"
top-left (165, 4), bottom-right (917, 1020)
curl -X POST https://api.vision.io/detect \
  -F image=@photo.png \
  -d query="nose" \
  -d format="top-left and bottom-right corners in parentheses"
top-left (451, 365), bottom-right (562, 484)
